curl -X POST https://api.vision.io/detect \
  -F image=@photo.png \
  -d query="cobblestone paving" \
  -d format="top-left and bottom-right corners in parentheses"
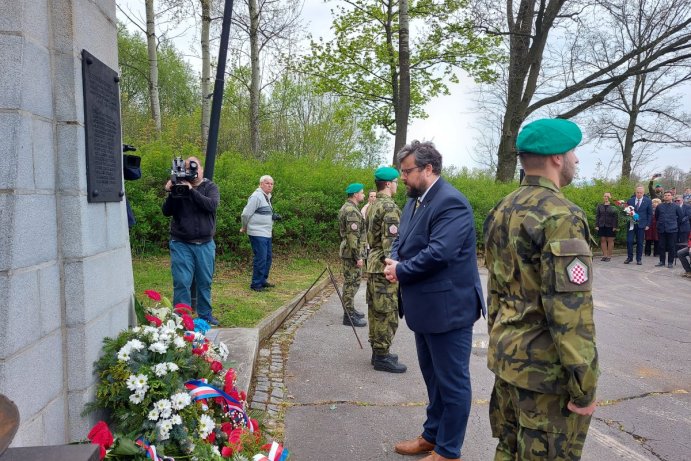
top-left (248, 287), bottom-right (335, 434)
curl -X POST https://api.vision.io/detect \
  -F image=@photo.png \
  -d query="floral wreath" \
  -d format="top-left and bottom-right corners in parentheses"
top-left (84, 290), bottom-right (289, 461)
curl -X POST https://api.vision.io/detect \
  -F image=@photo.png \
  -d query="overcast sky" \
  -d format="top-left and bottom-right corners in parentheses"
top-left (117, 0), bottom-right (691, 181)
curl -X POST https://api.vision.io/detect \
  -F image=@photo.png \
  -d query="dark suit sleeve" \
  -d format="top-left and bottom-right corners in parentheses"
top-left (645, 199), bottom-right (652, 225)
top-left (395, 194), bottom-right (471, 284)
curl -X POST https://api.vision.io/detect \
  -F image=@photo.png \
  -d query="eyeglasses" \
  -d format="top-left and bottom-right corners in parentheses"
top-left (400, 166), bottom-right (424, 176)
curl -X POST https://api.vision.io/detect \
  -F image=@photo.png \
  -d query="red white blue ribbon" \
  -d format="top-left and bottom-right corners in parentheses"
top-left (135, 437), bottom-right (168, 461)
top-left (184, 379), bottom-right (250, 430)
top-left (253, 441), bottom-right (289, 461)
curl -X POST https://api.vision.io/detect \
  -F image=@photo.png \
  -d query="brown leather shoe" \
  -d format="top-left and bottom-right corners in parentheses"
top-left (394, 436), bottom-right (435, 455)
top-left (419, 452), bottom-right (461, 461)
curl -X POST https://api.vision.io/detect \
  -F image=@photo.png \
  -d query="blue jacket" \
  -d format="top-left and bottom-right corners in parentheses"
top-left (626, 196), bottom-right (653, 228)
top-left (678, 203), bottom-right (691, 234)
top-left (392, 178), bottom-right (485, 334)
top-left (655, 202), bottom-right (683, 234)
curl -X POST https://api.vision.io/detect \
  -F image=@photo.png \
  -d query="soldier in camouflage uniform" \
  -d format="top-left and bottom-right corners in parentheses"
top-left (484, 118), bottom-right (599, 461)
top-left (366, 166), bottom-right (407, 373)
top-left (338, 183), bottom-right (367, 327)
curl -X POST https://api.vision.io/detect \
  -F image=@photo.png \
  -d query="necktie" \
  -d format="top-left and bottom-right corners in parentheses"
top-left (412, 199), bottom-right (420, 216)
top-left (635, 199), bottom-right (640, 210)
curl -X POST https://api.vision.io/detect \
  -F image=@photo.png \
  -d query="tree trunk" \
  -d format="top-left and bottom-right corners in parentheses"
top-left (200, 0), bottom-right (211, 150)
top-left (394, 0), bottom-right (410, 166)
top-left (145, 0), bottom-right (162, 134)
top-left (621, 73), bottom-right (644, 180)
top-left (249, 0), bottom-right (261, 159)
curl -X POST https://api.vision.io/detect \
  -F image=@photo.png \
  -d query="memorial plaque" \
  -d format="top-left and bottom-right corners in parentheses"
top-left (81, 49), bottom-right (123, 203)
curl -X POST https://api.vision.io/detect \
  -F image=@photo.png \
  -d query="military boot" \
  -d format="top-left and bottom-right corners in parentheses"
top-left (343, 313), bottom-right (366, 327)
top-left (373, 354), bottom-right (406, 373)
top-left (371, 351), bottom-right (398, 365)
top-left (352, 309), bottom-right (365, 319)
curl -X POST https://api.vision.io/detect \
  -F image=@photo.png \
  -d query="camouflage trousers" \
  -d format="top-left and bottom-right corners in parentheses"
top-left (341, 258), bottom-right (362, 314)
top-left (489, 377), bottom-right (592, 461)
top-left (366, 273), bottom-right (398, 354)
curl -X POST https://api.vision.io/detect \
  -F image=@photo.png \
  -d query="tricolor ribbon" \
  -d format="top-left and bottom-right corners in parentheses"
top-left (135, 437), bottom-right (175, 461)
top-left (184, 379), bottom-right (251, 430)
top-left (253, 441), bottom-right (289, 461)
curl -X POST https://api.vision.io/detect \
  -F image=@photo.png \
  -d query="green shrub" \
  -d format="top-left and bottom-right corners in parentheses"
top-left (126, 143), bottom-right (638, 255)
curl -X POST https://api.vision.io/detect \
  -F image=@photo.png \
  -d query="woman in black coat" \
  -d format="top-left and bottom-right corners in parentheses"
top-left (595, 192), bottom-right (618, 261)
top-left (655, 191), bottom-right (684, 268)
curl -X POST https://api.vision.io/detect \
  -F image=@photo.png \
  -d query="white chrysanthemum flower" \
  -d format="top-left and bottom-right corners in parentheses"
top-left (127, 339), bottom-right (145, 351)
top-left (117, 348), bottom-right (131, 362)
top-left (132, 326), bottom-right (142, 333)
top-left (157, 421), bottom-right (171, 441)
top-left (129, 392), bottom-right (144, 404)
top-left (148, 342), bottom-right (167, 354)
top-left (154, 398), bottom-right (172, 413)
top-left (153, 363), bottom-right (168, 377)
top-left (173, 336), bottom-right (186, 349)
top-left (143, 326), bottom-right (158, 336)
top-left (171, 414), bottom-right (182, 425)
top-left (147, 409), bottom-right (160, 421)
top-left (167, 362), bottom-right (179, 372)
top-left (218, 342), bottom-right (229, 360)
top-left (198, 414), bottom-right (215, 438)
top-left (171, 392), bottom-right (191, 410)
top-left (211, 446), bottom-right (221, 456)
top-left (134, 374), bottom-right (148, 389)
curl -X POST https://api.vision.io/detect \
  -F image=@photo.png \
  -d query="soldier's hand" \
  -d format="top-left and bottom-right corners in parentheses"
top-left (567, 400), bottom-right (596, 416)
top-left (165, 180), bottom-right (173, 192)
top-left (356, 259), bottom-right (364, 268)
top-left (384, 258), bottom-right (398, 282)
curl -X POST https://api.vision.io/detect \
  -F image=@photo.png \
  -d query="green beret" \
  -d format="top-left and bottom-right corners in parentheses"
top-left (516, 118), bottom-right (582, 155)
top-left (655, 184), bottom-right (662, 188)
top-left (345, 182), bottom-right (364, 194)
top-left (374, 166), bottom-right (399, 181)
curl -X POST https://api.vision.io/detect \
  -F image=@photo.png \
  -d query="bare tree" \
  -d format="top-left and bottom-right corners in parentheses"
top-left (200, 0), bottom-right (213, 149)
top-left (396, 0), bottom-right (410, 159)
top-left (584, 0), bottom-right (691, 179)
top-left (145, 0), bottom-right (163, 133)
top-left (229, 0), bottom-right (304, 159)
top-left (473, 0), bottom-right (691, 182)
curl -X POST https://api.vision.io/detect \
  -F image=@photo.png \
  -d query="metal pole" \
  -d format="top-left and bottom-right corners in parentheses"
top-left (204, 0), bottom-right (235, 181)
top-left (327, 266), bottom-right (364, 349)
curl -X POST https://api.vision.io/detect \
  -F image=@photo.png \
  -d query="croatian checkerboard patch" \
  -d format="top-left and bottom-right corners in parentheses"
top-left (566, 258), bottom-right (588, 285)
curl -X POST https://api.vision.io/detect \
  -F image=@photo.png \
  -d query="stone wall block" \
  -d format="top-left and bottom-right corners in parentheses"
top-left (67, 384), bottom-right (98, 442)
top-left (50, 0), bottom-right (75, 55)
top-left (53, 52), bottom-right (81, 124)
top-left (21, 0), bottom-right (50, 46)
top-left (39, 263), bottom-right (62, 337)
top-left (31, 117), bottom-right (57, 191)
top-left (0, 195), bottom-right (12, 272)
top-left (0, 331), bottom-right (64, 421)
top-left (66, 301), bottom-right (129, 391)
top-left (60, 195), bottom-right (108, 258)
top-left (74, 0), bottom-right (117, 69)
top-left (0, 113), bottom-right (25, 192)
top-left (64, 248), bottom-right (134, 326)
top-left (107, 201), bottom-right (131, 249)
top-left (21, 40), bottom-right (53, 119)
top-left (0, 270), bottom-right (41, 360)
top-left (9, 195), bottom-right (58, 269)
top-left (0, 1), bottom-right (22, 32)
top-left (0, 35), bottom-right (22, 110)
top-left (56, 122), bottom-right (87, 193)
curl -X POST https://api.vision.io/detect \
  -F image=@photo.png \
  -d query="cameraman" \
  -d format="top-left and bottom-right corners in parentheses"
top-left (162, 156), bottom-right (220, 325)
top-left (240, 175), bottom-right (276, 292)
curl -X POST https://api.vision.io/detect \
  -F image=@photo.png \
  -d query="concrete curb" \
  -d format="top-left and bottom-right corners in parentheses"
top-left (210, 274), bottom-right (332, 393)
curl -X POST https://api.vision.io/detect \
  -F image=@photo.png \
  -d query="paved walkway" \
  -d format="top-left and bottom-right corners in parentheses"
top-left (246, 256), bottom-right (691, 460)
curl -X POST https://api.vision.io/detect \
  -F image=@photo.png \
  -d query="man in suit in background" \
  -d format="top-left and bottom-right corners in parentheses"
top-left (384, 141), bottom-right (486, 461)
top-left (625, 185), bottom-right (652, 265)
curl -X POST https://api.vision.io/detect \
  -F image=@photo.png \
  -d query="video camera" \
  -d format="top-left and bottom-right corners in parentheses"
top-left (170, 156), bottom-right (199, 198)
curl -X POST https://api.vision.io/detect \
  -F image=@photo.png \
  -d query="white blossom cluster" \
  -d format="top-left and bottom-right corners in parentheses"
top-left (153, 362), bottom-right (180, 377)
top-left (117, 339), bottom-right (145, 362)
top-left (198, 414), bottom-right (216, 439)
top-left (125, 373), bottom-right (149, 404)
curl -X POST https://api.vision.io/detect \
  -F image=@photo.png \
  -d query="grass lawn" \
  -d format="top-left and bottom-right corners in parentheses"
top-left (132, 252), bottom-right (338, 328)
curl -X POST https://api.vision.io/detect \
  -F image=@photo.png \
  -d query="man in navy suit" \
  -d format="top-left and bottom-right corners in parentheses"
top-left (625, 185), bottom-right (652, 265)
top-left (384, 141), bottom-right (486, 461)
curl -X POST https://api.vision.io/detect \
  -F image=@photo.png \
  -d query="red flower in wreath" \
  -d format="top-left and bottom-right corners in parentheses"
top-left (87, 421), bottom-right (113, 460)
top-left (144, 314), bottom-right (162, 327)
top-left (144, 290), bottom-right (162, 302)
top-left (210, 360), bottom-right (223, 373)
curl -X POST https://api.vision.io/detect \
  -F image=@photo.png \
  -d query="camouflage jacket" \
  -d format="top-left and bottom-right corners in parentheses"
top-left (338, 200), bottom-right (365, 260)
top-left (366, 193), bottom-right (400, 274)
top-left (483, 175), bottom-right (599, 407)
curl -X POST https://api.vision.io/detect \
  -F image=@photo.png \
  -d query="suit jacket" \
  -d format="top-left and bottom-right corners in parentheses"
top-left (391, 178), bottom-right (486, 334)
top-left (679, 203), bottom-right (691, 234)
top-left (626, 196), bottom-right (653, 228)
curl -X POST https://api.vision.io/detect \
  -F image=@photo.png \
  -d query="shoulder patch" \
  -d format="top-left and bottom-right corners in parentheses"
top-left (350, 222), bottom-right (358, 231)
top-left (389, 224), bottom-right (398, 235)
top-left (566, 257), bottom-right (588, 285)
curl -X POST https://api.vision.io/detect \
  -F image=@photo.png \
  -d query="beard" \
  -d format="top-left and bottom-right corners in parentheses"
top-left (406, 183), bottom-right (425, 198)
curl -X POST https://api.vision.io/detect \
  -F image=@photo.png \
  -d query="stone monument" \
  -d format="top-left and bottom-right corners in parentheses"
top-left (0, 0), bottom-right (133, 446)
